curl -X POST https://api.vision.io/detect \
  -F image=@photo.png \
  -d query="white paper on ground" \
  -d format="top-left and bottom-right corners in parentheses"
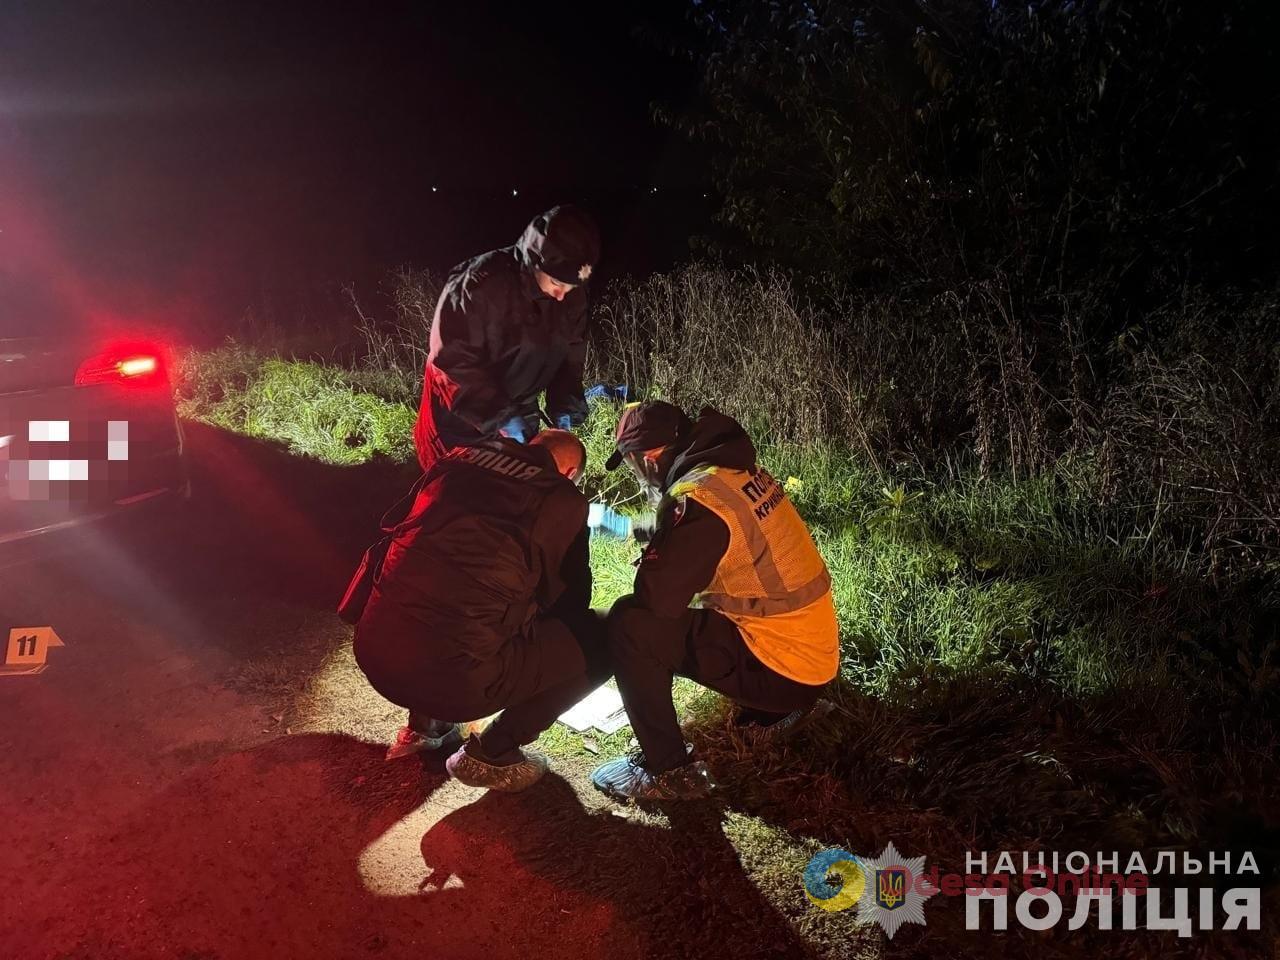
top-left (557, 685), bottom-right (631, 734)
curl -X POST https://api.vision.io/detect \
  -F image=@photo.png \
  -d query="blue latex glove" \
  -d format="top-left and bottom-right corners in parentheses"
top-left (556, 414), bottom-right (573, 431)
top-left (585, 384), bottom-right (630, 402)
top-left (588, 502), bottom-right (632, 540)
top-left (499, 416), bottom-right (528, 443)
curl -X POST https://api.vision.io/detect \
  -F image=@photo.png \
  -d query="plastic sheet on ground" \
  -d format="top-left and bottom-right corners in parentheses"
top-left (557, 685), bottom-right (630, 734)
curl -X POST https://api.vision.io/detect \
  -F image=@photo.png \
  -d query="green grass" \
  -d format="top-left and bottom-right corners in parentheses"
top-left (176, 344), bottom-right (1280, 959)
top-left (172, 340), bottom-right (1276, 721)
top-left (176, 342), bottom-right (416, 464)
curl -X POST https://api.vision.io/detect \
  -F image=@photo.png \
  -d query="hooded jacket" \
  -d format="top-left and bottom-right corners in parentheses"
top-left (354, 436), bottom-right (591, 696)
top-left (413, 208), bottom-right (595, 465)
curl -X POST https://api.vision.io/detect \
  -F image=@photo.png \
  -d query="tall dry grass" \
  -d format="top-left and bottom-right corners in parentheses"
top-left (587, 264), bottom-right (1279, 590)
top-left (337, 262), bottom-right (1277, 590)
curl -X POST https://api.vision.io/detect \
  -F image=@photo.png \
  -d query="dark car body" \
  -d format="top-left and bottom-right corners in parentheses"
top-left (0, 329), bottom-right (188, 548)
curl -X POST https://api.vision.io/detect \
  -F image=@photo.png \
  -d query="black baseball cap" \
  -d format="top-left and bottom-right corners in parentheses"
top-left (604, 401), bottom-right (692, 470)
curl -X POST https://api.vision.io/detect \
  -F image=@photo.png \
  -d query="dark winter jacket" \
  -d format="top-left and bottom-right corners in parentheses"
top-left (413, 210), bottom-right (595, 462)
top-left (353, 436), bottom-right (590, 691)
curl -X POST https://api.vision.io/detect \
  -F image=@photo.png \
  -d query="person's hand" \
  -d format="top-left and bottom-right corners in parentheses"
top-left (588, 502), bottom-right (632, 540)
top-left (499, 416), bottom-right (528, 443)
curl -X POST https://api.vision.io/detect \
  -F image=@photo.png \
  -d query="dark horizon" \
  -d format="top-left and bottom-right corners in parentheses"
top-left (1, 1), bottom-right (709, 338)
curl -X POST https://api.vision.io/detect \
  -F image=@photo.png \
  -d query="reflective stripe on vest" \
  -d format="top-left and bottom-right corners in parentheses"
top-left (672, 465), bottom-right (832, 618)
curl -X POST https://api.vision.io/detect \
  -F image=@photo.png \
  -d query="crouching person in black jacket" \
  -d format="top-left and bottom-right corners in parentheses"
top-left (354, 429), bottom-right (608, 791)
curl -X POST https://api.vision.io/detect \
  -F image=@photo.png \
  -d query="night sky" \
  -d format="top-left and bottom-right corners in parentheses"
top-left (1, 1), bottom-right (708, 335)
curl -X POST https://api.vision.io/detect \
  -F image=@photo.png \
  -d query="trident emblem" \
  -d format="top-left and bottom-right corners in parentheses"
top-left (876, 868), bottom-right (908, 910)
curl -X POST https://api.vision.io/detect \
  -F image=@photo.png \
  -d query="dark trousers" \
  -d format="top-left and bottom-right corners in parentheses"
top-left (608, 595), bottom-right (825, 774)
top-left (358, 607), bottom-right (611, 757)
top-left (475, 607), bottom-right (610, 756)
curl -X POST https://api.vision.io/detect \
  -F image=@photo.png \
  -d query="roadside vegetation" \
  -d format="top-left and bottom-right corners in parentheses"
top-left (172, 4), bottom-right (1280, 953)
top-left (175, 259), bottom-right (1278, 959)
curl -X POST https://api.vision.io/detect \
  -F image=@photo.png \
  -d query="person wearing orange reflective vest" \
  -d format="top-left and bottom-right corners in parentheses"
top-left (590, 401), bottom-right (839, 802)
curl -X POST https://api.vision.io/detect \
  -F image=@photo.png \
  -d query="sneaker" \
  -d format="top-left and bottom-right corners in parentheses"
top-left (445, 735), bottom-right (548, 792)
top-left (385, 722), bottom-right (464, 761)
top-left (591, 751), bottom-right (716, 802)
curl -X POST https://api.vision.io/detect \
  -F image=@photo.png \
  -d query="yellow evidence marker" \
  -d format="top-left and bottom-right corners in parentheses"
top-left (2, 627), bottom-right (66, 677)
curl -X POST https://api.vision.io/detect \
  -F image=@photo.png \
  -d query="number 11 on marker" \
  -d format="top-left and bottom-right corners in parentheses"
top-left (2, 627), bottom-right (66, 676)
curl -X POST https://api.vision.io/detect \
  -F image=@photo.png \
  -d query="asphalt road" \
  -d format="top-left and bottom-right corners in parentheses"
top-left (0, 424), bottom-right (823, 960)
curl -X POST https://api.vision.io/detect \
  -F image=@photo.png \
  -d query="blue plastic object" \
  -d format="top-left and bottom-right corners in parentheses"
top-left (588, 502), bottom-right (632, 539)
top-left (499, 416), bottom-right (528, 443)
top-left (556, 413), bottom-right (574, 430)
top-left (584, 383), bottom-right (630, 403)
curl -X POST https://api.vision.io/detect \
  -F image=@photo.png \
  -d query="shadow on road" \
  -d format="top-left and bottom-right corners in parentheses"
top-left (421, 774), bottom-right (819, 960)
top-left (5, 734), bottom-right (407, 956)
top-left (8, 727), bottom-right (819, 960)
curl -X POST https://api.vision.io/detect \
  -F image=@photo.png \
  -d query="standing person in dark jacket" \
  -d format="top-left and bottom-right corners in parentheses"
top-left (590, 402), bottom-right (840, 802)
top-left (354, 429), bottom-right (610, 791)
top-left (414, 204), bottom-right (601, 471)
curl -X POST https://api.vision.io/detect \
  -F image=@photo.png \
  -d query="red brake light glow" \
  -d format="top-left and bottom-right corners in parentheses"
top-left (75, 343), bottom-right (168, 388)
top-left (118, 356), bottom-right (159, 378)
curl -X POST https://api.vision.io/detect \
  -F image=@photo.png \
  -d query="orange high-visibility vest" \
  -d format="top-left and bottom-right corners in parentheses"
top-left (670, 465), bottom-right (839, 685)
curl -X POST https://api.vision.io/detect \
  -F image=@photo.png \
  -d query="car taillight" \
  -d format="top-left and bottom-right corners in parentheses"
top-left (75, 344), bottom-right (168, 388)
